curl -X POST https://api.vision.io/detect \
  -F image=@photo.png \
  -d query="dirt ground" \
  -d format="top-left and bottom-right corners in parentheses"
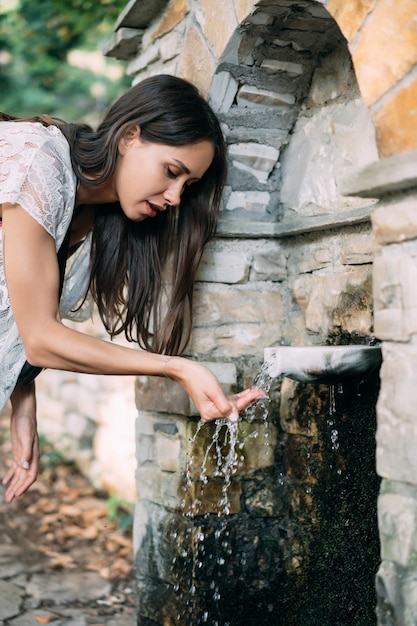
top-left (0, 411), bottom-right (136, 624)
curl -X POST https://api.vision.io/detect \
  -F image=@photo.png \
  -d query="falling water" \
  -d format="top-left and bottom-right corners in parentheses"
top-left (172, 362), bottom-right (273, 624)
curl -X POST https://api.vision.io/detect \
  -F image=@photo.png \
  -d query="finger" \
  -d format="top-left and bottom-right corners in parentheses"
top-left (232, 388), bottom-right (267, 411)
top-left (5, 467), bottom-right (36, 503)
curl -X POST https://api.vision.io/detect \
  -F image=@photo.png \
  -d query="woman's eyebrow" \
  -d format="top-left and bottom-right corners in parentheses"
top-left (173, 158), bottom-right (191, 175)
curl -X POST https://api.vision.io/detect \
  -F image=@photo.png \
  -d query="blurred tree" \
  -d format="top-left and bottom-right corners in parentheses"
top-left (0, 0), bottom-right (130, 121)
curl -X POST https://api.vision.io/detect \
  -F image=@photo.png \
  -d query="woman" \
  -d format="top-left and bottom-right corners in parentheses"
top-left (0, 74), bottom-right (263, 504)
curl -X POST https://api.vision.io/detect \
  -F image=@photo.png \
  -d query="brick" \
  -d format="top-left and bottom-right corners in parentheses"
top-left (374, 78), bottom-right (417, 158)
top-left (327, 0), bottom-right (375, 43)
top-left (178, 22), bottom-right (216, 96)
top-left (352, 0), bottom-right (417, 106)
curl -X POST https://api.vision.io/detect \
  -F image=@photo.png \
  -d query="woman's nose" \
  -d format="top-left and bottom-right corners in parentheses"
top-left (163, 181), bottom-right (183, 207)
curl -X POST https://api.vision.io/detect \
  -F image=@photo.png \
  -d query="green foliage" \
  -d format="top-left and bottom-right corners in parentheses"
top-left (0, 0), bottom-right (130, 121)
top-left (106, 494), bottom-right (134, 531)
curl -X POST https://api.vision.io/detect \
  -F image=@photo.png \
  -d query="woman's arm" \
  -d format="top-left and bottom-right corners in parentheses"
top-left (2, 203), bottom-right (264, 422)
top-left (2, 381), bottom-right (39, 503)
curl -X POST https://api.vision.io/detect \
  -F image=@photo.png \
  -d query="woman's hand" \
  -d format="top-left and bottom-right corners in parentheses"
top-left (2, 382), bottom-right (40, 504)
top-left (165, 357), bottom-right (266, 423)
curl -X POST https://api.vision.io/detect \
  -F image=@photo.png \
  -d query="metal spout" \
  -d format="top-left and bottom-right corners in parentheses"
top-left (263, 345), bottom-right (382, 383)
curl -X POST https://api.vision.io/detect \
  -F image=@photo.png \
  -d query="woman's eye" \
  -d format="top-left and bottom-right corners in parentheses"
top-left (166, 167), bottom-right (178, 179)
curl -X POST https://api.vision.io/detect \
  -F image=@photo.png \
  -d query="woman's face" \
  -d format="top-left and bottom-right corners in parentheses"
top-left (113, 126), bottom-right (215, 221)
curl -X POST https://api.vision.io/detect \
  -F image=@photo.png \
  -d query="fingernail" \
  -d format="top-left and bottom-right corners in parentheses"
top-left (229, 409), bottom-right (239, 423)
top-left (22, 461), bottom-right (30, 470)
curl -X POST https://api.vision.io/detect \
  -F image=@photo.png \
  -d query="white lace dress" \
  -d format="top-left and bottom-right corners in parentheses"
top-left (0, 121), bottom-right (92, 410)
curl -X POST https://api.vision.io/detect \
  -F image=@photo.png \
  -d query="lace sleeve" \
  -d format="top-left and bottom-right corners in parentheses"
top-left (0, 121), bottom-right (77, 249)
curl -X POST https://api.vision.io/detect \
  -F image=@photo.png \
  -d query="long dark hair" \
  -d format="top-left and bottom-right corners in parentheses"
top-left (2, 75), bottom-right (227, 354)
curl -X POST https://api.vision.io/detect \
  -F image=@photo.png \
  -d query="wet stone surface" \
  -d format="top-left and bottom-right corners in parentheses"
top-left (0, 414), bottom-right (136, 626)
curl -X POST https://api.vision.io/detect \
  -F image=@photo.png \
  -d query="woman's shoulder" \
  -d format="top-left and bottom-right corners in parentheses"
top-left (1, 120), bottom-right (68, 155)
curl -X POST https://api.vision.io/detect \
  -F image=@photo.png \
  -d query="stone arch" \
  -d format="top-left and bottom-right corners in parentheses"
top-left (206, 0), bottom-right (379, 233)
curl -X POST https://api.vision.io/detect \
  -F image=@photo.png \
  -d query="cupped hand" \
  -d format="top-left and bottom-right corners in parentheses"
top-left (2, 412), bottom-right (40, 504)
top-left (168, 358), bottom-right (267, 423)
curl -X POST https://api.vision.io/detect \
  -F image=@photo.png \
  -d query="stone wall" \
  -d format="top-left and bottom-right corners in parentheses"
top-left (103, 0), bottom-right (388, 624)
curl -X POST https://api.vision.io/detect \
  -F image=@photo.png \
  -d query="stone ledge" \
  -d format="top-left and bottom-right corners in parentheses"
top-left (115, 0), bottom-right (170, 30)
top-left (339, 148), bottom-right (417, 198)
top-left (102, 27), bottom-right (143, 60)
top-left (216, 204), bottom-right (373, 238)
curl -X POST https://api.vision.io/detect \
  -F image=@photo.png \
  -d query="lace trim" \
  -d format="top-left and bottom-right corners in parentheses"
top-left (0, 121), bottom-right (78, 409)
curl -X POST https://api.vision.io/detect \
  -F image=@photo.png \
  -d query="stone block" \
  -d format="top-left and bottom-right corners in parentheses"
top-left (233, 0), bottom-right (257, 23)
top-left (190, 284), bottom-right (283, 357)
top-left (372, 196), bottom-right (417, 245)
top-left (195, 0), bottom-right (238, 59)
top-left (182, 478), bottom-right (242, 515)
top-left (178, 22), bottom-right (216, 96)
top-left (229, 142), bottom-right (280, 183)
top-left (287, 236), bottom-right (334, 275)
top-left (159, 29), bottom-right (182, 63)
top-left (196, 241), bottom-right (250, 284)
top-left (225, 190), bottom-right (271, 214)
top-left (280, 100), bottom-right (378, 214)
top-left (307, 45), bottom-right (359, 107)
top-left (373, 241), bottom-right (417, 341)
top-left (375, 560), bottom-right (402, 625)
top-left (351, 0), bottom-right (417, 106)
top-left (376, 343), bottom-right (417, 484)
top-left (246, 11), bottom-right (274, 26)
top-left (251, 241), bottom-right (287, 282)
top-left (186, 420), bottom-right (276, 480)
top-left (142, 0), bottom-right (188, 48)
top-left (293, 267), bottom-right (373, 336)
top-left (261, 58), bottom-right (304, 75)
top-left (136, 464), bottom-right (182, 509)
top-left (327, 0), bottom-right (374, 43)
top-left (135, 376), bottom-right (190, 415)
top-left (102, 27), bottom-right (142, 61)
top-left (155, 430), bottom-right (181, 473)
top-left (209, 71), bottom-right (239, 113)
top-left (378, 486), bottom-right (417, 567)
top-left (374, 78), bottom-right (417, 158)
top-left (126, 41), bottom-right (160, 76)
top-left (341, 230), bottom-right (376, 265)
top-left (237, 84), bottom-right (295, 108)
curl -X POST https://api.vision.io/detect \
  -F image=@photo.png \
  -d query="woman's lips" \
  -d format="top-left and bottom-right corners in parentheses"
top-left (146, 201), bottom-right (160, 218)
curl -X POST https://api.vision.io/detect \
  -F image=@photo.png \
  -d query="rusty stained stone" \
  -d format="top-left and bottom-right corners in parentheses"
top-left (142, 0), bottom-right (189, 48)
top-left (351, 0), bottom-right (417, 106)
top-left (178, 22), bottom-right (216, 96)
top-left (374, 77), bottom-right (417, 158)
top-left (283, 435), bottom-right (319, 484)
top-left (327, 0), bottom-right (375, 44)
top-left (181, 478), bottom-right (242, 515)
